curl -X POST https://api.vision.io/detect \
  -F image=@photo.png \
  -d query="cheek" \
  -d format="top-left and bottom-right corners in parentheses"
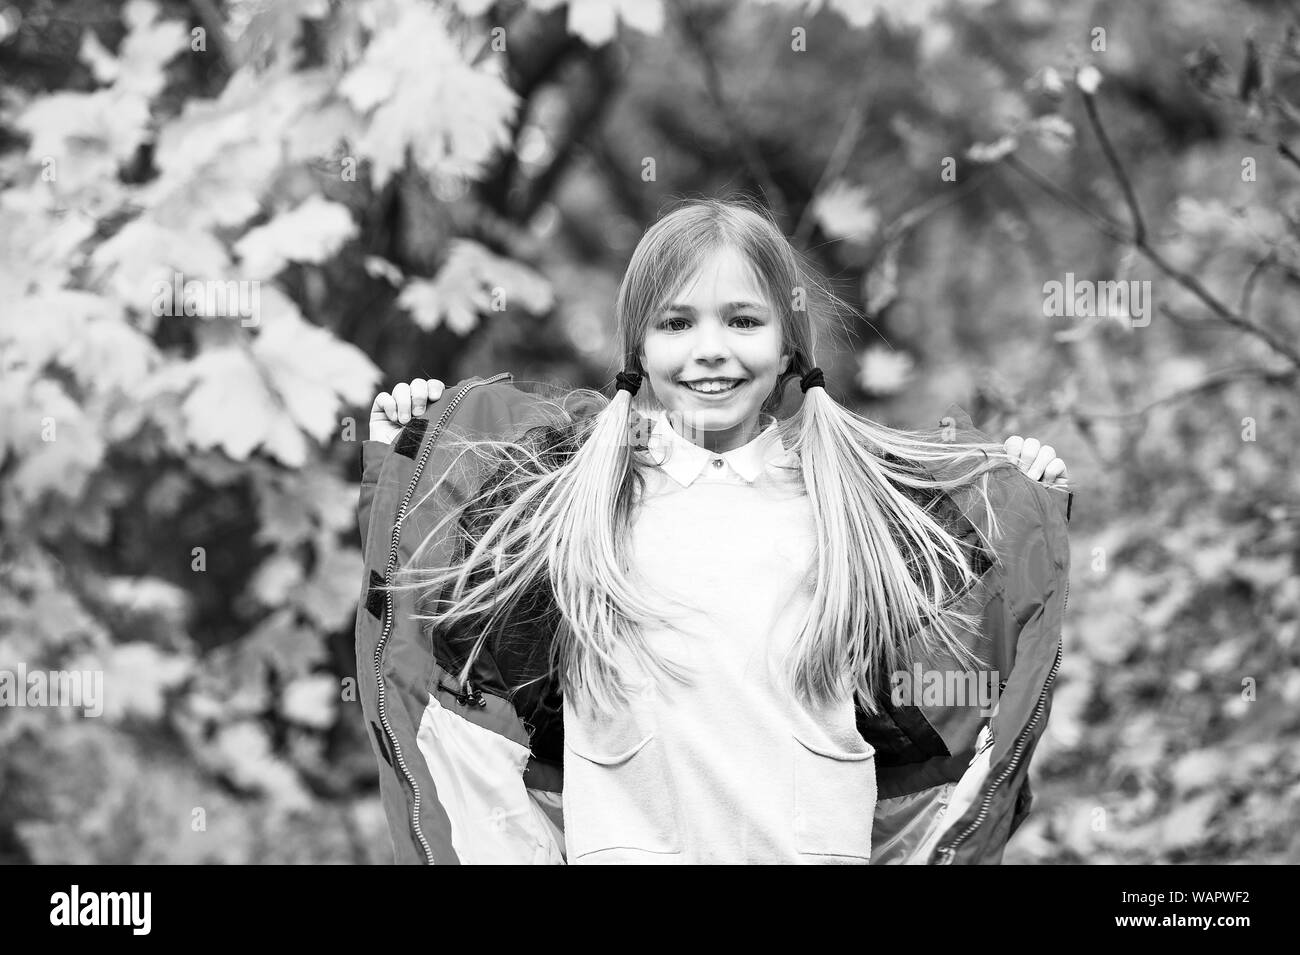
top-left (641, 337), bottom-right (683, 376)
top-left (743, 334), bottom-right (786, 374)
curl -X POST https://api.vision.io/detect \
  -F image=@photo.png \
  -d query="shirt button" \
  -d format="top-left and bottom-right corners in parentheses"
top-left (712, 458), bottom-right (723, 468)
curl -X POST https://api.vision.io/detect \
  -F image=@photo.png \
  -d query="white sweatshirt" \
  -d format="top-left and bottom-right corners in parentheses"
top-left (562, 408), bottom-right (877, 864)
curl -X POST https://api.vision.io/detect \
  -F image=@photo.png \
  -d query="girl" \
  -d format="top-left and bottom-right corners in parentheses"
top-left (361, 198), bottom-right (1071, 865)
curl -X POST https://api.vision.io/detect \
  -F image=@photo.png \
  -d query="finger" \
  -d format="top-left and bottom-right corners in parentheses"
top-left (1043, 458), bottom-right (1068, 486)
top-left (372, 392), bottom-right (397, 423)
top-left (409, 378), bottom-right (429, 415)
top-left (1028, 444), bottom-right (1055, 481)
top-left (427, 378), bottom-right (445, 401)
top-left (1004, 435), bottom-right (1024, 463)
top-left (1017, 437), bottom-right (1041, 472)
top-left (393, 381), bottom-right (411, 424)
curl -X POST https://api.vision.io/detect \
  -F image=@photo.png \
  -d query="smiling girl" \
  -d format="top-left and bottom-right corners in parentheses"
top-left (362, 197), bottom-right (1071, 864)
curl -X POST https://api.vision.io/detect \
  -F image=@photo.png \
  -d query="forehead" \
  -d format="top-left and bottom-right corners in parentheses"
top-left (667, 247), bottom-right (768, 308)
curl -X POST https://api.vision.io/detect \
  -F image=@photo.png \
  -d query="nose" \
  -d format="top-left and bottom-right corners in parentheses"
top-left (688, 316), bottom-right (730, 364)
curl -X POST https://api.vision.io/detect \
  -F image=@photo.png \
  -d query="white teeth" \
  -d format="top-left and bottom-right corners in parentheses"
top-left (683, 379), bottom-right (740, 393)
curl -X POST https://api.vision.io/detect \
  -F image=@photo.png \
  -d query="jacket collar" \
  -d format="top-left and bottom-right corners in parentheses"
top-left (641, 408), bottom-right (798, 487)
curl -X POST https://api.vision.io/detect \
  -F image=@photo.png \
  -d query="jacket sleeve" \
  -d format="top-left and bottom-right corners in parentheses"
top-left (357, 438), bottom-right (392, 547)
top-left (927, 475), bottom-right (1071, 864)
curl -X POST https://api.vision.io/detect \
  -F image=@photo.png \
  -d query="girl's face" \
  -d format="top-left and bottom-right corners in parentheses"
top-left (639, 246), bottom-right (791, 454)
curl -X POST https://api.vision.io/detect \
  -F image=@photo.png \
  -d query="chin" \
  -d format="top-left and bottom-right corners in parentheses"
top-left (674, 406), bottom-right (751, 430)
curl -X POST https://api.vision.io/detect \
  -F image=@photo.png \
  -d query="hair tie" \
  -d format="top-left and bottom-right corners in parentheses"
top-left (799, 367), bottom-right (825, 393)
top-left (614, 370), bottom-right (643, 395)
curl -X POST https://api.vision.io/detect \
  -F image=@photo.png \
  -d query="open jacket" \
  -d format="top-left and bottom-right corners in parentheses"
top-left (354, 372), bottom-right (1073, 865)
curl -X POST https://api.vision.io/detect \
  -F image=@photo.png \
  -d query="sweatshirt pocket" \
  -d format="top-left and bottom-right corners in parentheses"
top-left (792, 731), bottom-right (878, 861)
top-left (563, 711), bottom-right (682, 861)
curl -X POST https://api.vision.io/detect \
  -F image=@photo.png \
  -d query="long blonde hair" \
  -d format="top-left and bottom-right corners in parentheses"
top-left (385, 198), bottom-right (1023, 719)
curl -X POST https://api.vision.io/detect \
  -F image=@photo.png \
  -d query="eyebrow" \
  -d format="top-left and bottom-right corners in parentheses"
top-left (661, 301), bottom-right (768, 314)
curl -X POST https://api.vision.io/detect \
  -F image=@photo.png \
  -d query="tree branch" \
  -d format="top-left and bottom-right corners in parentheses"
top-left (1072, 365), bottom-right (1296, 421)
top-left (1002, 123), bottom-right (1300, 370)
top-left (668, 0), bottom-right (790, 224)
top-left (1239, 249), bottom-right (1277, 321)
top-left (1080, 89), bottom-right (1146, 245)
top-left (791, 59), bottom-right (873, 248)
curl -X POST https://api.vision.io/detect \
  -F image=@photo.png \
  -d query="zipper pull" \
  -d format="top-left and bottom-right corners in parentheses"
top-left (462, 679), bottom-right (486, 708)
top-left (436, 678), bottom-right (485, 708)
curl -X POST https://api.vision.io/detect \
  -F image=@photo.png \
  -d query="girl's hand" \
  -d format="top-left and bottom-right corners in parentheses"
top-left (1003, 435), bottom-right (1068, 487)
top-left (369, 378), bottom-right (446, 444)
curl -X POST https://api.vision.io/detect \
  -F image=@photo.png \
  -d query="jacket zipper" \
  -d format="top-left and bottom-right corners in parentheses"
top-left (933, 575), bottom-right (1068, 864)
top-left (373, 372), bottom-right (513, 865)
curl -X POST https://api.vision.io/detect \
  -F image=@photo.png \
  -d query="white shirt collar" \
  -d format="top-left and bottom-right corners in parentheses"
top-left (640, 408), bottom-right (799, 487)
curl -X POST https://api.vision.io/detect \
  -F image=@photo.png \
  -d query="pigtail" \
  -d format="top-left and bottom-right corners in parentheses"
top-left (534, 372), bottom-right (699, 718)
top-left (382, 377), bottom-right (701, 723)
top-left (779, 369), bottom-right (1020, 717)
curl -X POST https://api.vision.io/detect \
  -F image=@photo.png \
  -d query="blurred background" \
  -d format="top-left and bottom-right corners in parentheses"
top-left (1, 0), bottom-right (1297, 863)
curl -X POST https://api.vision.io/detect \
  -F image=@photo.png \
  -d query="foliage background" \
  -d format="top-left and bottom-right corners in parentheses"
top-left (1, 0), bottom-right (1297, 863)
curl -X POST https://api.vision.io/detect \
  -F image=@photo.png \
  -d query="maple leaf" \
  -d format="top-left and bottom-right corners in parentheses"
top-left (16, 89), bottom-right (151, 193)
top-left (856, 346), bottom-right (915, 397)
top-left (108, 0), bottom-right (190, 99)
top-left (0, 195), bottom-right (96, 299)
top-left (2, 377), bottom-right (106, 507)
top-left (249, 461), bottom-right (354, 549)
top-left (292, 538), bottom-right (363, 630)
top-left (16, 1), bottom-right (186, 197)
top-left (251, 315), bottom-right (380, 444)
top-left (279, 674), bottom-right (337, 729)
top-left (139, 303), bottom-right (377, 466)
top-left (397, 238), bottom-right (554, 333)
top-left (812, 179), bottom-right (880, 244)
top-left (528, 0), bottom-right (665, 46)
top-left (210, 720), bottom-right (313, 810)
top-left (155, 345), bottom-right (298, 464)
top-left (89, 219), bottom-right (232, 323)
top-left (3, 290), bottom-right (159, 394)
top-left (142, 66), bottom-right (333, 230)
top-left (233, 196), bottom-right (358, 280)
top-left (228, 0), bottom-right (330, 66)
top-left (247, 550), bottom-right (305, 606)
top-left (240, 607), bottom-right (327, 681)
top-left (94, 641), bottom-right (193, 722)
top-left (338, 0), bottom-right (518, 186)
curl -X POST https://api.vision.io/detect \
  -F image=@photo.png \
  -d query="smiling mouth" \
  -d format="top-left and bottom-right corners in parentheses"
top-left (680, 378), bottom-right (745, 394)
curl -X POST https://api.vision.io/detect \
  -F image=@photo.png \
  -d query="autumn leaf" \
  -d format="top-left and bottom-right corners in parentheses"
top-left (292, 538), bottom-right (363, 631)
top-left (338, 0), bottom-right (518, 186)
top-left (233, 196), bottom-right (358, 280)
top-left (811, 180), bottom-right (880, 245)
top-left (280, 674), bottom-right (338, 729)
top-left (251, 314), bottom-right (379, 444)
top-left (210, 720), bottom-right (313, 811)
top-left (855, 346), bottom-right (915, 397)
top-left (90, 219), bottom-right (232, 318)
top-left (397, 239), bottom-right (554, 333)
top-left (240, 606), bottom-right (327, 682)
top-left (542, 0), bottom-right (666, 47)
